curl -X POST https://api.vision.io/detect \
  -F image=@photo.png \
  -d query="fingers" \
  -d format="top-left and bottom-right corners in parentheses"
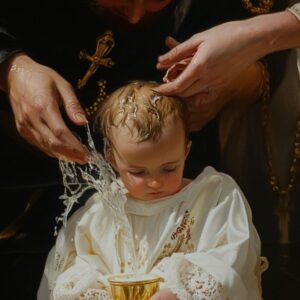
top-left (20, 123), bottom-right (55, 158)
top-left (177, 78), bottom-right (212, 98)
top-left (8, 58), bottom-right (89, 164)
top-left (42, 94), bottom-right (89, 164)
top-left (187, 108), bottom-right (210, 132)
top-left (57, 80), bottom-right (87, 125)
top-left (14, 86), bottom-right (89, 164)
top-left (161, 74), bottom-right (211, 98)
top-left (155, 56), bottom-right (203, 95)
top-left (161, 57), bottom-right (191, 84)
top-left (18, 105), bottom-right (89, 164)
top-left (185, 92), bottom-right (216, 131)
top-left (157, 34), bottom-right (200, 70)
top-left (165, 36), bottom-right (179, 50)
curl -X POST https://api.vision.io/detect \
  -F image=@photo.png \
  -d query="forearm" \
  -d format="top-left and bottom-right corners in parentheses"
top-left (242, 9), bottom-right (300, 58)
top-left (269, 10), bottom-right (300, 51)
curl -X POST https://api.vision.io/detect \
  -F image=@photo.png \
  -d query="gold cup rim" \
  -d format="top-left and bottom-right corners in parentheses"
top-left (108, 273), bottom-right (163, 286)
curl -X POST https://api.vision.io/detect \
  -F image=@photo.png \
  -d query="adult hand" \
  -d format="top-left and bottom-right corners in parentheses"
top-left (0, 53), bottom-right (89, 164)
top-left (186, 89), bottom-right (224, 131)
top-left (149, 288), bottom-right (178, 300)
top-left (160, 59), bottom-right (263, 132)
top-left (156, 19), bottom-right (268, 97)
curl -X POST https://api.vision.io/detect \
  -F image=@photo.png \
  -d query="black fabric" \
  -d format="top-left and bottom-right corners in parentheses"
top-left (0, 1), bottom-right (292, 299)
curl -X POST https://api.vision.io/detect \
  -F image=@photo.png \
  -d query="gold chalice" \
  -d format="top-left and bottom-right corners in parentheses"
top-left (108, 273), bottom-right (163, 300)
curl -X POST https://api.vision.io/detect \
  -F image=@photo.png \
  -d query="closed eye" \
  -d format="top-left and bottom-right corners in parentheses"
top-left (163, 167), bottom-right (177, 173)
top-left (128, 170), bottom-right (146, 176)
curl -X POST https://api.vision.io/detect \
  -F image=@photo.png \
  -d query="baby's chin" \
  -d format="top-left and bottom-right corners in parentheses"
top-left (128, 192), bottom-right (166, 202)
top-left (129, 189), bottom-right (181, 201)
top-left (128, 180), bottom-right (191, 201)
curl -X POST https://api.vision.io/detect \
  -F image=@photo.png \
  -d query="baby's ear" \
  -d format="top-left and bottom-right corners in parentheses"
top-left (185, 140), bottom-right (192, 159)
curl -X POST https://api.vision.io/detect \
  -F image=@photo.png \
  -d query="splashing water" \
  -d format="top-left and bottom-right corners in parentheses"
top-left (55, 123), bottom-right (130, 238)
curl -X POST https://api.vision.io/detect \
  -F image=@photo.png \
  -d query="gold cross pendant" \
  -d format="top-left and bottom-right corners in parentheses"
top-left (78, 30), bottom-right (115, 89)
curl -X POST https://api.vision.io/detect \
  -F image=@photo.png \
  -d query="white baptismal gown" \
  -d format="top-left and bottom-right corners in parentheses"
top-left (38, 167), bottom-right (264, 300)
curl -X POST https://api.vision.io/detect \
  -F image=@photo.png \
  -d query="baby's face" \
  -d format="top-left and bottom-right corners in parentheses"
top-left (109, 120), bottom-right (189, 201)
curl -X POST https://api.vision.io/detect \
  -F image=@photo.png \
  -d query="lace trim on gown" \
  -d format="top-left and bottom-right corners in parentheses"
top-left (154, 255), bottom-right (227, 300)
top-left (51, 265), bottom-right (111, 300)
top-left (78, 289), bottom-right (112, 300)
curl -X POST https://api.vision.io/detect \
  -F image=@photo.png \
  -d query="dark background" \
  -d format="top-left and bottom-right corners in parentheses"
top-left (1, 1), bottom-right (298, 299)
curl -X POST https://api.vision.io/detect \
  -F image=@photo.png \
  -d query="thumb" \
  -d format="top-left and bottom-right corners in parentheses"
top-left (58, 82), bottom-right (87, 125)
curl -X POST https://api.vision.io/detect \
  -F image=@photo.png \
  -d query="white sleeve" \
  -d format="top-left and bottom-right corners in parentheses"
top-left (51, 257), bottom-right (112, 300)
top-left (287, 3), bottom-right (300, 21)
top-left (152, 185), bottom-right (261, 300)
top-left (40, 195), bottom-right (113, 300)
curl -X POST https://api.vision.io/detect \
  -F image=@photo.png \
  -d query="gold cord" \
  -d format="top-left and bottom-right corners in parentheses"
top-left (261, 63), bottom-right (300, 197)
top-left (241, 0), bottom-right (274, 14)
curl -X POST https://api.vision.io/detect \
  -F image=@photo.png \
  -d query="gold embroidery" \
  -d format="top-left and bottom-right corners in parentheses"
top-left (54, 251), bottom-right (66, 271)
top-left (115, 228), bottom-right (125, 272)
top-left (171, 210), bottom-right (194, 243)
top-left (241, 0), bottom-right (274, 14)
top-left (255, 256), bottom-right (269, 298)
top-left (78, 30), bottom-right (115, 89)
top-left (154, 211), bottom-right (195, 266)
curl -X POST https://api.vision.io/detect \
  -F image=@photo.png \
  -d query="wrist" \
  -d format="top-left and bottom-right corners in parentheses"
top-left (0, 52), bottom-right (28, 92)
top-left (257, 10), bottom-right (300, 53)
top-left (233, 16), bottom-right (272, 60)
top-left (238, 10), bottom-right (300, 60)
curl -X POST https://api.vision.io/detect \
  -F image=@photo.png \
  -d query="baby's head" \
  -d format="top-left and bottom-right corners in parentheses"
top-left (97, 81), bottom-right (191, 200)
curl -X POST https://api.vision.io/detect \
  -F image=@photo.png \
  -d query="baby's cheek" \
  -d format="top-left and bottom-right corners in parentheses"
top-left (125, 177), bottom-right (146, 192)
top-left (167, 174), bottom-right (182, 191)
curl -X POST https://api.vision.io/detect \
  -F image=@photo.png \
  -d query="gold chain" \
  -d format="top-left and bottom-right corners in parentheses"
top-left (241, 0), bottom-right (274, 14)
top-left (261, 64), bottom-right (300, 197)
top-left (85, 80), bottom-right (108, 117)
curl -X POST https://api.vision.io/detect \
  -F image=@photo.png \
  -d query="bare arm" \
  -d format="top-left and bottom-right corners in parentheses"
top-left (156, 8), bottom-right (300, 97)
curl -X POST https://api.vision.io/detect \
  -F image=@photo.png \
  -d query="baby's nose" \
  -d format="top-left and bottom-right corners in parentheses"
top-left (147, 178), bottom-right (163, 189)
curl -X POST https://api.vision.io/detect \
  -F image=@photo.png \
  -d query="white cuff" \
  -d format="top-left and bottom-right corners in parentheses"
top-left (287, 3), bottom-right (300, 21)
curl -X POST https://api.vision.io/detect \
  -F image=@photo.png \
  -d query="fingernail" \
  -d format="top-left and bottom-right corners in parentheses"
top-left (75, 113), bottom-right (87, 123)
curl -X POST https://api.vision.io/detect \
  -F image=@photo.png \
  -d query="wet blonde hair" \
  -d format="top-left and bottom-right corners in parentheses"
top-left (96, 81), bottom-right (189, 145)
